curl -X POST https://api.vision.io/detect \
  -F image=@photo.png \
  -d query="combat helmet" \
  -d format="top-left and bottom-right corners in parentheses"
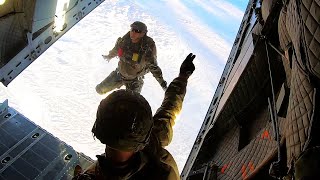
top-left (92, 90), bottom-right (153, 152)
top-left (130, 21), bottom-right (148, 33)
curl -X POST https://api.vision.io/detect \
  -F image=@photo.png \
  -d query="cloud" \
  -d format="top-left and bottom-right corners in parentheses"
top-left (164, 0), bottom-right (232, 61)
top-left (193, 0), bottom-right (244, 21)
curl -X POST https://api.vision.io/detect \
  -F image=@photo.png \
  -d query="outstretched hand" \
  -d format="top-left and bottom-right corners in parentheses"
top-left (102, 55), bottom-right (112, 62)
top-left (72, 165), bottom-right (83, 179)
top-left (179, 53), bottom-right (196, 79)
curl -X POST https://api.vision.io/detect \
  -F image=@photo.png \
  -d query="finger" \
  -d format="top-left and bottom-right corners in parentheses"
top-left (185, 53), bottom-right (193, 61)
top-left (186, 54), bottom-right (196, 63)
top-left (190, 54), bottom-right (196, 61)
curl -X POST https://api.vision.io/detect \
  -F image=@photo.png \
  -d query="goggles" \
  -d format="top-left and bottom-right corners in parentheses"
top-left (131, 28), bottom-right (142, 33)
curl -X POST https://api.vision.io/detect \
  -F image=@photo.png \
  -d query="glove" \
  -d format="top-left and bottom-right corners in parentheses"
top-left (102, 55), bottom-right (112, 62)
top-left (160, 81), bottom-right (168, 91)
top-left (179, 53), bottom-right (196, 79)
top-left (73, 165), bottom-right (83, 177)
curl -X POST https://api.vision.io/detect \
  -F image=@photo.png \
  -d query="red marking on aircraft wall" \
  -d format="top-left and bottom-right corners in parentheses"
top-left (219, 162), bottom-right (255, 178)
top-left (240, 162), bottom-right (255, 179)
top-left (221, 164), bottom-right (228, 173)
top-left (261, 130), bottom-right (271, 140)
top-left (241, 164), bottom-right (247, 178)
top-left (248, 161), bottom-right (254, 172)
top-left (220, 162), bottom-right (233, 174)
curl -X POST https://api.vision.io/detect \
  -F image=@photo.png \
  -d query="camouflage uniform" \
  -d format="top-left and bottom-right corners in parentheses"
top-left (96, 32), bottom-right (166, 94)
top-left (74, 76), bottom-right (187, 180)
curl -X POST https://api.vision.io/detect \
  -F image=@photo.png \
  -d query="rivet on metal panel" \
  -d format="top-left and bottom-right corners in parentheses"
top-left (65, 154), bottom-right (73, 161)
top-left (4, 113), bottom-right (11, 118)
top-left (32, 133), bottom-right (40, 139)
top-left (1, 157), bottom-right (11, 164)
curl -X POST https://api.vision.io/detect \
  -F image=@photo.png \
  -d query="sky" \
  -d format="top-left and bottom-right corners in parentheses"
top-left (0, 0), bottom-right (246, 173)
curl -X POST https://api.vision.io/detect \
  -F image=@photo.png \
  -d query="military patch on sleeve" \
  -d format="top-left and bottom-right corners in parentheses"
top-left (118, 48), bottom-right (123, 57)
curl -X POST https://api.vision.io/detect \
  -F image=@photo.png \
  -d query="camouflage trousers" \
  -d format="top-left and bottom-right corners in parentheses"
top-left (95, 70), bottom-right (144, 94)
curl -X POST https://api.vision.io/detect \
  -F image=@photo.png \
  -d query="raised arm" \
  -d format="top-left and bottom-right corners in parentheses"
top-left (152, 53), bottom-right (196, 146)
top-left (102, 33), bottom-right (127, 61)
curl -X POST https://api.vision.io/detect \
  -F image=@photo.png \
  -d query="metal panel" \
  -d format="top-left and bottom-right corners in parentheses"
top-left (214, 34), bottom-right (254, 122)
top-left (0, 101), bottom-right (94, 180)
top-left (32, 0), bottom-right (57, 34)
top-left (181, 1), bottom-right (258, 178)
top-left (0, 0), bottom-right (105, 86)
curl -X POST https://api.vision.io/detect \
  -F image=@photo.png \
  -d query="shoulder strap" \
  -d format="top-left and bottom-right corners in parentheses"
top-left (141, 36), bottom-right (154, 51)
top-left (118, 32), bottom-right (130, 46)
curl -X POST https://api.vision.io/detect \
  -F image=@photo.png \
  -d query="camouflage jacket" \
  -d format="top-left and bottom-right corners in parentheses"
top-left (108, 32), bottom-right (165, 84)
top-left (73, 76), bottom-right (188, 180)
